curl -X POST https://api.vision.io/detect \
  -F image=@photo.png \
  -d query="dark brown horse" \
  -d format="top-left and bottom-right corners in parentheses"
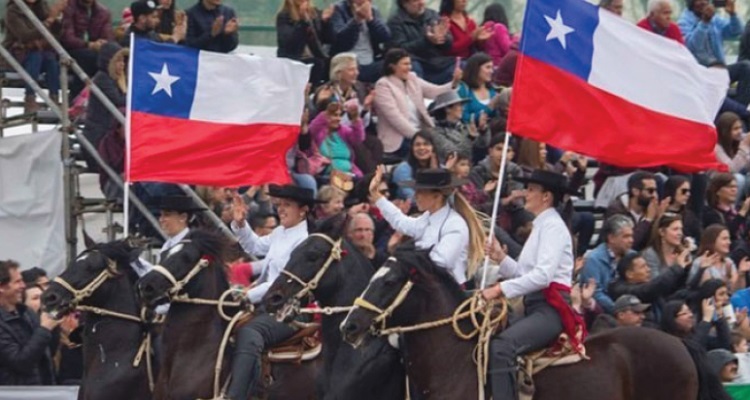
top-left (263, 213), bottom-right (405, 400)
top-left (42, 239), bottom-right (153, 400)
top-left (137, 229), bottom-right (321, 400)
top-left (341, 249), bottom-right (702, 400)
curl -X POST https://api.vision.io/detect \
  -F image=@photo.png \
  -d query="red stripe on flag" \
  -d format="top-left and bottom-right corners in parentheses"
top-left (508, 55), bottom-right (723, 173)
top-left (127, 112), bottom-right (298, 186)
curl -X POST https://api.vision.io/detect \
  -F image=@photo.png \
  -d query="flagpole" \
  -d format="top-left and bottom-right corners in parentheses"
top-left (480, 132), bottom-right (512, 290)
top-left (124, 32), bottom-right (134, 238)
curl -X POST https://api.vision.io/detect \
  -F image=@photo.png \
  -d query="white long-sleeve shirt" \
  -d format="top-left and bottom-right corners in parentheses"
top-left (376, 197), bottom-right (469, 284)
top-left (497, 207), bottom-right (574, 299)
top-left (231, 220), bottom-right (308, 304)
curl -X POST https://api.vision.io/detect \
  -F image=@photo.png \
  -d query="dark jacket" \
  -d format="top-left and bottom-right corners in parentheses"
top-left (185, 0), bottom-right (238, 53)
top-left (2, 0), bottom-right (60, 60)
top-left (608, 265), bottom-right (688, 322)
top-left (387, 7), bottom-right (453, 70)
top-left (739, 20), bottom-right (749, 62)
top-left (276, 10), bottom-right (330, 60)
top-left (329, 0), bottom-right (390, 60)
top-left (59, 0), bottom-right (113, 51)
top-left (119, 25), bottom-right (163, 47)
top-left (702, 205), bottom-right (748, 242)
top-left (0, 305), bottom-right (55, 385)
top-left (605, 194), bottom-right (653, 251)
top-left (82, 43), bottom-right (127, 148)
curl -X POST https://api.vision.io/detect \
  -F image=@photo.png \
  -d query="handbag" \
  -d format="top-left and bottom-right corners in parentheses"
top-left (295, 147), bottom-right (330, 176)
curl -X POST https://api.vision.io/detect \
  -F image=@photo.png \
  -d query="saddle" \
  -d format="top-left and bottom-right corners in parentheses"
top-left (257, 322), bottom-right (322, 396)
top-left (517, 333), bottom-right (587, 400)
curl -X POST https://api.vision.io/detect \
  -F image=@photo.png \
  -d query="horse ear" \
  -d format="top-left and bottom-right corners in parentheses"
top-left (124, 237), bottom-right (146, 263)
top-left (315, 212), bottom-right (348, 240)
top-left (82, 228), bottom-right (97, 250)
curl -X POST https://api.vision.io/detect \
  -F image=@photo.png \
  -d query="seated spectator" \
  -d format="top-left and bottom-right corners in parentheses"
top-left (690, 225), bottom-right (750, 291)
top-left (185, 0), bottom-right (238, 54)
top-left (480, 3), bottom-right (512, 67)
top-left (581, 215), bottom-right (635, 313)
top-left (347, 212), bottom-right (388, 267)
top-left (664, 175), bottom-right (702, 243)
top-left (439, 0), bottom-right (491, 59)
top-left (20, 267), bottom-right (49, 290)
top-left (309, 100), bottom-right (365, 178)
top-left (708, 349), bottom-right (740, 383)
top-left (678, 0), bottom-right (749, 106)
top-left (636, 0), bottom-right (683, 43)
top-left (373, 48), bottom-right (456, 157)
top-left (60, 0), bottom-right (113, 99)
top-left (120, 0), bottom-right (185, 46)
top-left (429, 90), bottom-right (489, 163)
top-left (662, 298), bottom-right (730, 351)
top-left (642, 213), bottom-right (691, 278)
top-left (716, 112), bottom-right (750, 197)
top-left (315, 185), bottom-right (346, 219)
top-left (156, 0), bottom-right (187, 40)
top-left (275, 0), bottom-right (331, 85)
top-left (388, 0), bottom-right (455, 84)
top-left (599, 0), bottom-right (623, 16)
top-left (329, 0), bottom-right (390, 83)
top-left (97, 121), bottom-right (125, 202)
top-left (3, 0), bottom-right (65, 113)
top-left (591, 294), bottom-right (649, 334)
top-left (81, 42), bottom-right (127, 171)
top-left (457, 53), bottom-right (499, 124)
top-left (392, 130), bottom-right (439, 201)
top-left (703, 173), bottom-right (750, 242)
top-left (606, 171), bottom-right (663, 251)
top-left (609, 252), bottom-right (689, 323)
top-left (0, 260), bottom-right (59, 385)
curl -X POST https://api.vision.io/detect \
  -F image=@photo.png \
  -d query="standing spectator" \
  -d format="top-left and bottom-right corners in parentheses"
top-left (636, 0), bottom-right (684, 43)
top-left (20, 267), bottom-right (49, 290)
top-left (715, 112), bottom-right (750, 199)
top-left (59, 0), bottom-right (113, 99)
top-left (391, 130), bottom-right (439, 201)
top-left (329, 0), bottom-right (390, 83)
top-left (388, 0), bottom-right (455, 84)
top-left (580, 215), bottom-right (635, 313)
top-left (309, 100), bottom-right (365, 178)
top-left (120, 0), bottom-right (185, 46)
top-left (373, 48), bottom-right (457, 157)
top-left (81, 42), bottom-right (127, 171)
top-left (156, 0), bottom-right (186, 38)
top-left (678, 0), bottom-right (749, 106)
top-left (347, 212), bottom-right (388, 267)
top-left (599, 0), bottom-right (624, 16)
top-left (457, 52), bottom-right (499, 124)
top-left (480, 3), bottom-right (512, 67)
top-left (3, 0), bottom-right (66, 113)
top-left (185, 0), bottom-right (238, 53)
top-left (275, 0), bottom-right (332, 85)
top-left (429, 90), bottom-right (489, 163)
top-left (439, 0), bottom-right (492, 59)
top-left (703, 173), bottom-right (750, 242)
top-left (641, 213), bottom-right (690, 278)
top-left (606, 171), bottom-right (664, 251)
top-left (0, 260), bottom-right (59, 385)
top-left (664, 175), bottom-right (702, 243)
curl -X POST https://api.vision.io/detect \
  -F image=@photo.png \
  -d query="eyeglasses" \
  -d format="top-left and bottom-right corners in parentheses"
top-left (680, 188), bottom-right (691, 195)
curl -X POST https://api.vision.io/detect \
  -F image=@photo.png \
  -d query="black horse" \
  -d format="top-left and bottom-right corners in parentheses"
top-left (42, 239), bottom-right (153, 400)
top-left (263, 213), bottom-right (405, 400)
top-left (137, 229), bottom-right (320, 400)
top-left (341, 249), bottom-right (703, 400)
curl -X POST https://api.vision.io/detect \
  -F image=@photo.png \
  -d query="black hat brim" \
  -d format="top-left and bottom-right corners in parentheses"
top-left (398, 177), bottom-right (468, 190)
top-left (268, 185), bottom-right (325, 206)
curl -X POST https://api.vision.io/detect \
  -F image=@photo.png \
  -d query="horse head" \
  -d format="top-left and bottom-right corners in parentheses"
top-left (42, 237), bottom-right (146, 319)
top-left (263, 212), bottom-right (350, 322)
top-left (137, 229), bottom-right (228, 309)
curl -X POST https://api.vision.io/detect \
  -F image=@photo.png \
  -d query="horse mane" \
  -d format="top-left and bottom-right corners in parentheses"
top-left (88, 240), bottom-right (138, 268)
top-left (313, 212), bottom-right (348, 240)
top-left (393, 244), bottom-right (466, 303)
top-left (184, 229), bottom-right (230, 262)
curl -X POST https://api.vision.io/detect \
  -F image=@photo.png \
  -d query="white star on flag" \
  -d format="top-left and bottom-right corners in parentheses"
top-left (149, 63), bottom-right (180, 97)
top-left (544, 10), bottom-right (575, 49)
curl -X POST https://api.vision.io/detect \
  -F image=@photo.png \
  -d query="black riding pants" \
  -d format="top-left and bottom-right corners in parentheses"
top-left (488, 292), bottom-right (563, 400)
top-left (226, 314), bottom-right (297, 400)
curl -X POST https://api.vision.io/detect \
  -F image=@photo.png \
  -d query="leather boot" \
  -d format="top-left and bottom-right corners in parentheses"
top-left (23, 95), bottom-right (38, 114)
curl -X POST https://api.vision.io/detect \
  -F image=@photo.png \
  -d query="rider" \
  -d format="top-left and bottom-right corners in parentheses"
top-left (481, 169), bottom-right (586, 400)
top-left (224, 184), bottom-right (319, 400)
top-left (368, 167), bottom-right (486, 284)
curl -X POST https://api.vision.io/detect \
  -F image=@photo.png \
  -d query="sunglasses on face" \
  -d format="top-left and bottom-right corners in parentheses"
top-left (680, 188), bottom-right (691, 195)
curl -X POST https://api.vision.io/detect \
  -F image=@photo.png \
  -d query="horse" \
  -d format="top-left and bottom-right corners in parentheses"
top-left (42, 238), bottom-right (154, 400)
top-left (263, 213), bottom-right (405, 400)
top-left (136, 229), bottom-right (321, 400)
top-left (340, 249), bottom-right (702, 400)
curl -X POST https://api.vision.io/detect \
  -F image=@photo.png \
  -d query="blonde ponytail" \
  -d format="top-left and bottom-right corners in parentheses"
top-left (451, 191), bottom-right (487, 280)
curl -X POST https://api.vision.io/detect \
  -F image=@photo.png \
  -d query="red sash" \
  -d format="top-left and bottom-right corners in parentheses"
top-left (542, 282), bottom-right (587, 355)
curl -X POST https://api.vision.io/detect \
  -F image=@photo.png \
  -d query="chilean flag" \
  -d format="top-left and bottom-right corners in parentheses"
top-left (508, 0), bottom-right (729, 172)
top-left (126, 39), bottom-right (310, 186)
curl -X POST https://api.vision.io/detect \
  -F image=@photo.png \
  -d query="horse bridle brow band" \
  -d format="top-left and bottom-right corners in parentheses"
top-left (152, 257), bottom-right (210, 297)
top-left (354, 279), bottom-right (415, 331)
top-left (53, 257), bottom-right (118, 305)
top-left (280, 233), bottom-right (343, 300)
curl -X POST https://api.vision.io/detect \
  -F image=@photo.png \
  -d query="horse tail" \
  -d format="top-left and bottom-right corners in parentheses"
top-left (680, 338), bottom-right (732, 400)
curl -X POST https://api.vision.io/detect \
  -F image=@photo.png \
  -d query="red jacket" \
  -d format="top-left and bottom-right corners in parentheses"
top-left (636, 18), bottom-right (684, 44)
top-left (60, 0), bottom-right (113, 50)
top-left (444, 13), bottom-right (476, 59)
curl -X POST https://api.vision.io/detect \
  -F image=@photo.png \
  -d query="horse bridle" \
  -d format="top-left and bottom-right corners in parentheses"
top-left (280, 233), bottom-right (343, 301)
top-left (148, 240), bottom-right (213, 298)
top-left (53, 256), bottom-right (120, 307)
top-left (353, 262), bottom-right (415, 334)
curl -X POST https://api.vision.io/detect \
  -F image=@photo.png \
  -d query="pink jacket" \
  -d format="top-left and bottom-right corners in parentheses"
top-left (309, 112), bottom-right (365, 176)
top-left (481, 22), bottom-right (512, 67)
top-left (373, 73), bottom-right (453, 153)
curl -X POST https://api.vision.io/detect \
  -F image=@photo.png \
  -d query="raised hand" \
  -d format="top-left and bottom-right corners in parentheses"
top-left (224, 17), bottom-right (239, 35)
top-left (369, 165), bottom-right (385, 202)
top-left (321, 5), bottom-right (335, 22)
top-left (211, 15), bottom-right (225, 37)
top-left (231, 192), bottom-right (248, 227)
top-left (702, 298), bottom-right (716, 323)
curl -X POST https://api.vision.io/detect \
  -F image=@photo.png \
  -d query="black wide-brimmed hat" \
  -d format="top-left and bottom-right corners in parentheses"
top-left (268, 184), bottom-right (323, 207)
top-left (514, 169), bottom-right (578, 195)
top-left (398, 169), bottom-right (467, 190)
top-left (156, 195), bottom-right (207, 213)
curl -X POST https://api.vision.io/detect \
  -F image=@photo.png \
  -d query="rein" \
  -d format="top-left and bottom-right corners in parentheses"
top-left (52, 256), bottom-right (158, 392)
top-left (352, 277), bottom-right (508, 400)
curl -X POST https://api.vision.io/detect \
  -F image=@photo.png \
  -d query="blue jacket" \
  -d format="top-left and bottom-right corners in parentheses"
top-left (391, 161), bottom-right (415, 201)
top-left (185, 0), bottom-right (238, 53)
top-left (580, 243), bottom-right (634, 314)
top-left (732, 288), bottom-right (750, 312)
top-left (677, 9), bottom-right (742, 66)
top-left (457, 82), bottom-right (498, 124)
top-left (329, 0), bottom-right (390, 60)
